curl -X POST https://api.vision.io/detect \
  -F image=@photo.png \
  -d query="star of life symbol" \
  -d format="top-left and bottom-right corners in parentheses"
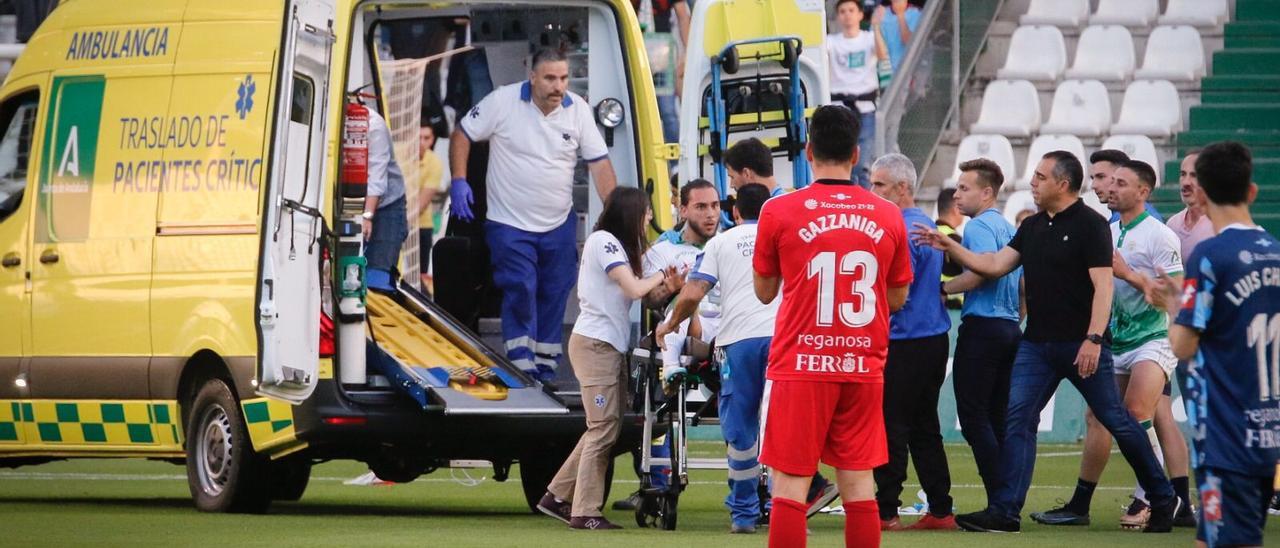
top-left (594, 394), bottom-right (606, 408)
top-left (840, 353), bottom-right (858, 373)
top-left (604, 242), bottom-right (619, 255)
top-left (469, 106), bottom-right (480, 118)
top-left (804, 198), bottom-right (818, 210)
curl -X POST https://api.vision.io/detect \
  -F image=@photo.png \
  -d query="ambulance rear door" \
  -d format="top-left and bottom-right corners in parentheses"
top-left (256, 0), bottom-right (335, 403)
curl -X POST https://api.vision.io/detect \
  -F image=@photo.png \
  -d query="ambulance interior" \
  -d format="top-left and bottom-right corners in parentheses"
top-left (334, 2), bottom-right (642, 408)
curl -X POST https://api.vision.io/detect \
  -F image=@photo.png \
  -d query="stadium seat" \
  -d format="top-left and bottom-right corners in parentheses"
top-left (1040, 80), bottom-right (1112, 137)
top-left (946, 134), bottom-right (1017, 188)
top-left (1020, 0), bottom-right (1090, 28)
top-left (1134, 26), bottom-right (1206, 82)
top-left (1111, 80), bottom-right (1182, 137)
top-left (969, 80), bottom-right (1041, 137)
top-left (1016, 134), bottom-right (1086, 191)
top-left (997, 26), bottom-right (1067, 82)
top-left (1158, 0), bottom-right (1229, 27)
top-left (1091, 0), bottom-right (1158, 27)
top-left (1003, 190), bottom-right (1037, 225)
top-left (1065, 26), bottom-right (1135, 81)
top-left (1102, 134), bottom-right (1163, 185)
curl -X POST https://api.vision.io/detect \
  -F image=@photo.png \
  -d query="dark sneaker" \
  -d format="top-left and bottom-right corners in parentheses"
top-left (569, 515), bottom-right (623, 530)
top-left (1173, 500), bottom-right (1197, 528)
top-left (611, 491), bottom-right (639, 511)
top-left (955, 509), bottom-right (1021, 533)
top-left (730, 522), bottom-right (757, 534)
top-left (805, 480), bottom-right (840, 518)
top-left (1143, 497), bottom-right (1180, 533)
top-left (1120, 497), bottom-right (1151, 530)
top-left (536, 492), bottom-right (571, 524)
top-left (1270, 492), bottom-right (1280, 516)
top-left (1030, 503), bottom-right (1091, 526)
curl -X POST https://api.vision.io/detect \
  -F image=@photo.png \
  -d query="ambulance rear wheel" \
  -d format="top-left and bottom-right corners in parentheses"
top-left (186, 378), bottom-right (272, 513)
top-left (269, 457), bottom-right (312, 501)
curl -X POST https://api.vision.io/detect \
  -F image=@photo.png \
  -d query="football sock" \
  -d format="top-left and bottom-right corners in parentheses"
top-left (1066, 478), bottom-right (1097, 515)
top-left (1171, 476), bottom-right (1191, 509)
top-left (769, 497), bottom-right (807, 548)
top-left (843, 500), bottom-right (881, 548)
top-left (1132, 419), bottom-right (1162, 504)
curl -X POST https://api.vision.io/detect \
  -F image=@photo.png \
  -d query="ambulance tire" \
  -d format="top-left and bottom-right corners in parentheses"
top-left (269, 458), bottom-right (312, 502)
top-left (186, 379), bottom-right (273, 513)
top-left (519, 452), bottom-right (613, 513)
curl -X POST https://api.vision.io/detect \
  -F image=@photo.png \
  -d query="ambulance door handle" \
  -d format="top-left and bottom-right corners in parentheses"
top-left (38, 250), bottom-right (59, 265)
top-left (1, 253), bottom-right (18, 268)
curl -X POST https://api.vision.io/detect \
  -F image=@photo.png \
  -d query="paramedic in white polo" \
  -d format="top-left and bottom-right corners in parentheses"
top-left (448, 48), bottom-right (618, 382)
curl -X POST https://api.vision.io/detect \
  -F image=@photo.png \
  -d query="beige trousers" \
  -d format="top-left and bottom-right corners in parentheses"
top-left (547, 333), bottom-right (628, 517)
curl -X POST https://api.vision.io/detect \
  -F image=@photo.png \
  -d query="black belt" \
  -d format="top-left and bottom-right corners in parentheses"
top-left (832, 91), bottom-right (879, 106)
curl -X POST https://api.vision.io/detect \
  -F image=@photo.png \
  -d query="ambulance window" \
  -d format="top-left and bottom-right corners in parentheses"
top-left (290, 75), bottom-right (314, 124)
top-left (0, 95), bottom-right (36, 223)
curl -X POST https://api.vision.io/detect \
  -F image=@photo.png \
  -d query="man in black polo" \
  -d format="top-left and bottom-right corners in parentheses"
top-left (913, 150), bottom-right (1179, 533)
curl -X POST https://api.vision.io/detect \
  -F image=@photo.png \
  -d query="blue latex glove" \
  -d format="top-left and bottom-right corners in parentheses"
top-left (449, 177), bottom-right (474, 221)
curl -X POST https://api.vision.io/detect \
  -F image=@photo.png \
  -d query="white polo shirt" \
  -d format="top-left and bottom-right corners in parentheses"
top-left (459, 81), bottom-right (610, 233)
top-left (688, 222), bottom-right (778, 346)
top-left (573, 230), bottom-right (635, 353)
top-left (643, 234), bottom-right (721, 319)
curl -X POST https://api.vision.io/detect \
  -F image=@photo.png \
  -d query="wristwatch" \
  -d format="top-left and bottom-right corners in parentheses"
top-left (361, 211), bottom-right (374, 220)
top-left (1086, 333), bottom-right (1105, 345)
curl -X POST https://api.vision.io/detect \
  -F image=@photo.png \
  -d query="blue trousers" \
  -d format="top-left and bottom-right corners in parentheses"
top-left (990, 340), bottom-right (1175, 520)
top-left (718, 337), bottom-right (771, 526)
top-left (854, 111), bottom-right (875, 188)
top-left (952, 316), bottom-right (1021, 503)
top-left (484, 214), bottom-right (578, 380)
top-left (366, 197), bottom-right (408, 291)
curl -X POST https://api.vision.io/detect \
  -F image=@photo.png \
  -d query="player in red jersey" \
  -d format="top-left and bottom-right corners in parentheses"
top-left (753, 105), bottom-right (913, 548)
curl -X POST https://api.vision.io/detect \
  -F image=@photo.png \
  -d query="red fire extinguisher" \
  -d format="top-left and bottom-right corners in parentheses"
top-left (342, 96), bottom-right (369, 198)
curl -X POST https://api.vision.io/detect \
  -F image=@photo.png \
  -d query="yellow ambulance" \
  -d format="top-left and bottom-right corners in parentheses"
top-left (0, 0), bottom-right (675, 513)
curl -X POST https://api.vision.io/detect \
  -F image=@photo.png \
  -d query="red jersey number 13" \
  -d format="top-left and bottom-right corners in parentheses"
top-left (807, 250), bottom-right (878, 328)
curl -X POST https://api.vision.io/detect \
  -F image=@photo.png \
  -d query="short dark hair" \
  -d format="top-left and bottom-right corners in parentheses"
top-left (1195, 141), bottom-right (1253, 205)
top-left (958, 158), bottom-right (1004, 193)
top-left (530, 48), bottom-right (568, 70)
top-left (735, 183), bottom-right (770, 221)
top-left (834, 0), bottom-right (861, 10)
top-left (1119, 159), bottom-right (1157, 190)
top-left (724, 138), bottom-right (774, 177)
top-left (680, 178), bottom-right (717, 206)
top-left (936, 188), bottom-right (958, 214)
top-left (1043, 150), bottom-right (1085, 192)
top-left (1089, 149), bottom-right (1129, 166)
top-left (808, 104), bottom-right (860, 164)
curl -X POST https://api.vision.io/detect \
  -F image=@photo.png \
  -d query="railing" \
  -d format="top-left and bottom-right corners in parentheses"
top-left (874, 0), bottom-right (1003, 182)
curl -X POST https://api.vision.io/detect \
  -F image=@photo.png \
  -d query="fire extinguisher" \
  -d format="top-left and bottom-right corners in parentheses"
top-left (342, 96), bottom-right (369, 198)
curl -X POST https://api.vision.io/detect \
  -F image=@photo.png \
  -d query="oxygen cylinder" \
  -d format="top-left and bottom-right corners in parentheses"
top-left (337, 255), bottom-right (368, 385)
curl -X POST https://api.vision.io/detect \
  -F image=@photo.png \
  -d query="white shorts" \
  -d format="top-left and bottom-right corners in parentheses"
top-left (1113, 339), bottom-right (1177, 380)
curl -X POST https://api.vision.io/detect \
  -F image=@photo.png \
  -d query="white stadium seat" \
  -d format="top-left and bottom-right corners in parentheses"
top-left (997, 26), bottom-right (1068, 82)
top-left (1065, 26), bottom-right (1136, 81)
top-left (970, 80), bottom-right (1041, 137)
top-left (946, 134), bottom-right (1017, 189)
top-left (1003, 190), bottom-right (1037, 225)
top-left (1016, 134), bottom-right (1086, 191)
top-left (1040, 80), bottom-right (1112, 137)
top-left (1091, 0), bottom-right (1158, 27)
top-left (1159, 0), bottom-right (1229, 27)
top-left (1103, 134), bottom-right (1163, 186)
top-left (1020, 0), bottom-right (1090, 27)
top-left (1134, 26), bottom-right (1206, 82)
top-left (1111, 79), bottom-right (1182, 137)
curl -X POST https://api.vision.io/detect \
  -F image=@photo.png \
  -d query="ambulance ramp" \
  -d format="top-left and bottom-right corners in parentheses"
top-left (365, 292), bottom-right (568, 415)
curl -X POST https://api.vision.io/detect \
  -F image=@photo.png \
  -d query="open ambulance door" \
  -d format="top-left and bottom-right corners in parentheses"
top-left (256, 0), bottom-right (336, 403)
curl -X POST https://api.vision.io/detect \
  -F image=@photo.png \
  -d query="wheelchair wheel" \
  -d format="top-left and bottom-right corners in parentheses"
top-left (659, 493), bottom-right (679, 531)
top-left (721, 47), bottom-right (740, 75)
top-left (780, 40), bottom-right (797, 69)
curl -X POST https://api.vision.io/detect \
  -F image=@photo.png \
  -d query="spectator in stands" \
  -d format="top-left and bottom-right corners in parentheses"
top-left (412, 123), bottom-right (444, 290)
top-left (874, 0), bottom-right (922, 74)
top-left (724, 138), bottom-right (782, 196)
top-left (632, 0), bottom-right (690, 147)
top-left (936, 187), bottom-right (965, 309)
top-left (1166, 149), bottom-right (1213, 262)
top-left (913, 150), bottom-right (1179, 534)
top-left (942, 159), bottom-right (1022, 510)
top-left (870, 153), bottom-right (956, 531)
top-left (829, 0), bottom-right (886, 187)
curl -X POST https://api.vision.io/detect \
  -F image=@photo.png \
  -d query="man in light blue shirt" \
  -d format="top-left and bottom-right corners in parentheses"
top-left (942, 158), bottom-right (1023, 505)
top-left (362, 107), bottom-right (408, 291)
top-left (874, 0), bottom-right (922, 74)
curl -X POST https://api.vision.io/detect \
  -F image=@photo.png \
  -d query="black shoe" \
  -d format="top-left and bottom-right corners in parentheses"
top-left (536, 492), bottom-right (572, 524)
top-left (611, 491), bottom-right (640, 511)
top-left (955, 509), bottom-right (1020, 533)
top-left (1173, 499), bottom-right (1197, 528)
top-left (1029, 501), bottom-right (1090, 526)
top-left (805, 480), bottom-right (840, 518)
top-left (1143, 497), bottom-right (1180, 533)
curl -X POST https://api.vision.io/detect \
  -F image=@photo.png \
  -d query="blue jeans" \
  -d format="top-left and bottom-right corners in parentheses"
top-left (483, 213), bottom-right (578, 380)
top-left (657, 95), bottom-right (679, 144)
top-left (854, 111), bottom-right (875, 188)
top-left (366, 197), bottom-right (408, 291)
top-left (952, 316), bottom-right (1021, 503)
top-left (990, 340), bottom-right (1174, 521)
top-left (719, 337), bottom-right (770, 526)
